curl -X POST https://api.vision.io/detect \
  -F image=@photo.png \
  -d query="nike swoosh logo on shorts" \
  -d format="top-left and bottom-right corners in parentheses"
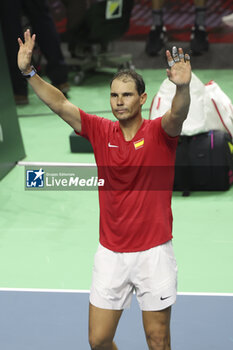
top-left (108, 142), bottom-right (119, 148)
top-left (160, 296), bottom-right (172, 301)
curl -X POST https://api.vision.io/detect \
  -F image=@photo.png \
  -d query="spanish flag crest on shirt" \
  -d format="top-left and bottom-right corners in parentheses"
top-left (134, 138), bottom-right (144, 150)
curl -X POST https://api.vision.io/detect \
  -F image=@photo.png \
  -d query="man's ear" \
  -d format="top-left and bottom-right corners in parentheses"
top-left (140, 92), bottom-right (147, 106)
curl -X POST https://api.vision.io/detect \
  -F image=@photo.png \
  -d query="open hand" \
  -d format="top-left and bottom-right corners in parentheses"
top-left (17, 29), bottom-right (36, 73)
top-left (166, 47), bottom-right (191, 86)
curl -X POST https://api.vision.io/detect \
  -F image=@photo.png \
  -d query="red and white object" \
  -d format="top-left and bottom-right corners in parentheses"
top-left (222, 13), bottom-right (233, 27)
top-left (149, 73), bottom-right (233, 138)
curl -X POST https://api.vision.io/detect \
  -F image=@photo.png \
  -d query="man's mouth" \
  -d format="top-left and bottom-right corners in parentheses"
top-left (116, 109), bottom-right (127, 114)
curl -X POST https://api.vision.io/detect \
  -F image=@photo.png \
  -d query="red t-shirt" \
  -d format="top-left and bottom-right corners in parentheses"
top-left (75, 109), bottom-right (178, 252)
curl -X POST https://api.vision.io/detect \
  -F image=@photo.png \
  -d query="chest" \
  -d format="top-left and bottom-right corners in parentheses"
top-left (95, 127), bottom-right (169, 166)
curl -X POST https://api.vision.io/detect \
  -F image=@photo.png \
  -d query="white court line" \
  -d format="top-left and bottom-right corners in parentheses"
top-left (178, 292), bottom-right (233, 297)
top-left (17, 161), bottom-right (96, 167)
top-left (0, 288), bottom-right (90, 293)
top-left (0, 288), bottom-right (232, 297)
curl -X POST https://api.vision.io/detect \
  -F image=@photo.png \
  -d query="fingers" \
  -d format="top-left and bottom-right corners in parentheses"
top-left (23, 29), bottom-right (36, 45)
top-left (166, 46), bottom-right (190, 68)
top-left (24, 28), bottom-right (31, 42)
top-left (178, 48), bottom-right (185, 62)
top-left (24, 29), bottom-right (27, 42)
top-left (18, 37), bottom-right (23, 47)
top-left (166, 47), bottom-right (181, 67)
top-left (184, 53), bottom-right (191, 64)
top-left (172, 46), bottom-right (179, 63)
top-left (166, 50), bottom-right (175, 68)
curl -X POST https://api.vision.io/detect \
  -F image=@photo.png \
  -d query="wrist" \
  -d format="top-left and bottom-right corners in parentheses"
top-left (21, 66), bottom-right (32, 74)
top-left (21, 66), bottom-right (37, 78)
top-left (176, 84), bottom-right (190, 90)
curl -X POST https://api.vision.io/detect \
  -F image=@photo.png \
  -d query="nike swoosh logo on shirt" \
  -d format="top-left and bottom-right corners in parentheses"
top-left (160, 296), bottom-right (172, 301)
top-left (108, 142), bottom-right (119, 148)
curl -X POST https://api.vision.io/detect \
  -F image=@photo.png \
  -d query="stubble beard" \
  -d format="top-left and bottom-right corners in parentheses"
top-left (113, 109), bottom-right (138, 123)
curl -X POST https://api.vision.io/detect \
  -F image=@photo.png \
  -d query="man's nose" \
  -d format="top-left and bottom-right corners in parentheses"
top-left (117, 96), bottom-right (123, 105)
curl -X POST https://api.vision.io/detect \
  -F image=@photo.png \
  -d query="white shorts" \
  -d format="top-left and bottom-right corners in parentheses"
top-left (90, 241), bottom-right (178, 311)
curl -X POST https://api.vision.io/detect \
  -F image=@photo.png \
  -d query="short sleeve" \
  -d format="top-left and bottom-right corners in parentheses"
top-left (74, 109), bottom-right (109, 147)
top-left (151, 117), bottom-right (179, 149)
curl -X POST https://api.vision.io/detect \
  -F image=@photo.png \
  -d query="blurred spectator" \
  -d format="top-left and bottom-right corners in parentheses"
top-left (0, 0), bottom-right (69, 105)
top-left (146, 0), bottom-right (209, 56)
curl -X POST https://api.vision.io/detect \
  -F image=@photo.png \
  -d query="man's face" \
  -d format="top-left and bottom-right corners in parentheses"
top-left (110, 78), bottom-right (147, 122)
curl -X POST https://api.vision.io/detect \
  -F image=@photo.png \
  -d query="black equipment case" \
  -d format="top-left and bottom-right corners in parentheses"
top-left (174, 130), bottom-right (233, 191)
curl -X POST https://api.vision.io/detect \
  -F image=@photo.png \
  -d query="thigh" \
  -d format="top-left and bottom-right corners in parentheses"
top-left (142, 306), bottom-right (171, 349)
top-left (89, 303), bottom-right (123, 345)
top-left (134, 241), bottom-right (177, 311)
top-left (143, 306), bottom-right (171, 334)
top-left (90, 244), bottom-right (134, 310)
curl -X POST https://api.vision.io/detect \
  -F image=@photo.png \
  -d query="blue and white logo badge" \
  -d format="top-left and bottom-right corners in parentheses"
top-left (26, 168), bottom-right (45, 188)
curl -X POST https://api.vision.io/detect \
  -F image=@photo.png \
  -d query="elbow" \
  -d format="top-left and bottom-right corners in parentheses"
top-left (171, 107), bottom-right (189, 124)
top-left (52, 95), bottom-right (67, 116)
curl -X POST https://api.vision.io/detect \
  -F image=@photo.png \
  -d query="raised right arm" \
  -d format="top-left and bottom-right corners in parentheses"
top-left (17, 29), bottom-right (81, 133)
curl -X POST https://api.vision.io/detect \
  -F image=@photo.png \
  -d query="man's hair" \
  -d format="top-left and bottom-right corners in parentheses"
top-left (110, 69), bottom-right (145, 96)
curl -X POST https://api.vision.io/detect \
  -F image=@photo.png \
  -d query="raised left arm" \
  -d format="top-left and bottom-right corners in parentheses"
top-left (161, 47), bottom-right (191, 137)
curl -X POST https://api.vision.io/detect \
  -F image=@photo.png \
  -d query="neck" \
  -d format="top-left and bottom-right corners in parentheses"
top-left (119, 115), bottom-right (143, 141)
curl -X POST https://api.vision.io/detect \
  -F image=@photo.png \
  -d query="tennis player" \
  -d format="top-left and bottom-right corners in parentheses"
top-left (17, 29), bottom-right (191, 350)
